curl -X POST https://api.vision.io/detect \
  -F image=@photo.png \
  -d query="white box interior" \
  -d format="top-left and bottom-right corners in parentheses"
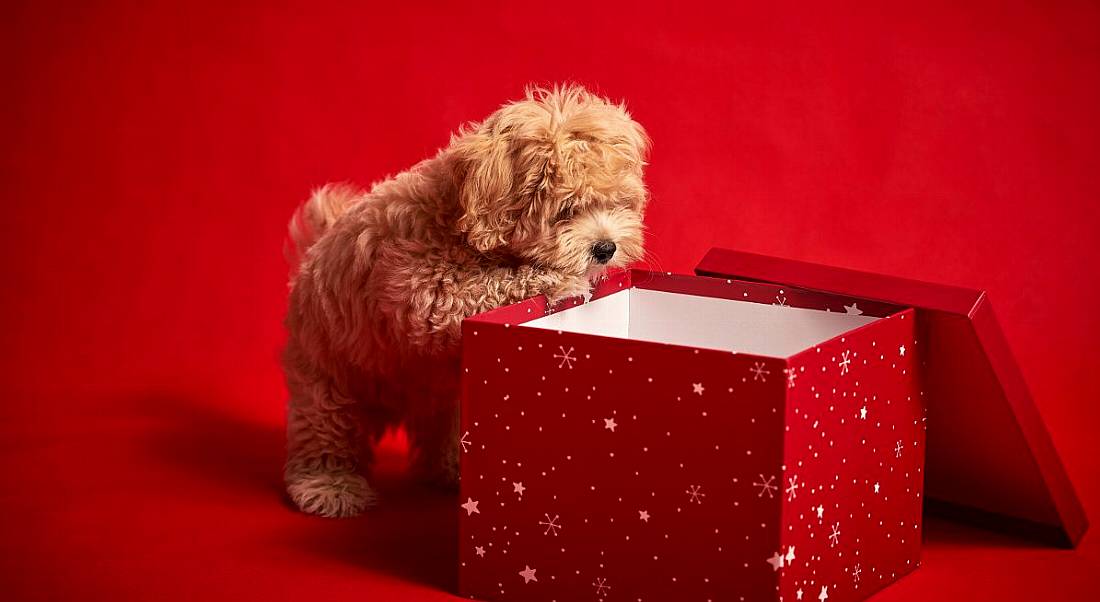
top-left (522, 288), bottom-right (879, 358)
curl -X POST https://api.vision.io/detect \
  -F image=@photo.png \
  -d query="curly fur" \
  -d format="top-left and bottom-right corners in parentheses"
top-left (283, 85), bottom-right (650, 517)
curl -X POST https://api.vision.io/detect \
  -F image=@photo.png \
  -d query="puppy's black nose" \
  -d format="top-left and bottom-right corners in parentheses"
top-left (591, 240), bottom-right (617, 264)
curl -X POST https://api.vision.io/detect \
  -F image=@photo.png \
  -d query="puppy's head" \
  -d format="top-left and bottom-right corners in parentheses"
top-left (449, 84), bottom-right (650, 279)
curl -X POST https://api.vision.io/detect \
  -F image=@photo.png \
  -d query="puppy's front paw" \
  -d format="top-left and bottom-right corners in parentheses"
top-left (545, 273), bottom-right (593, 305)
top-left (287, 471), bottom-right (376, 518)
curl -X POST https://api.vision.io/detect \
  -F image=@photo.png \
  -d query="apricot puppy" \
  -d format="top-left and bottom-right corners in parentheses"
top-left (283, 85), bottom-right (650, 517)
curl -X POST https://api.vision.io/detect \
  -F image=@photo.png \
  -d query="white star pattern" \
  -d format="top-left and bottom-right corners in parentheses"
top-left (475, 545), bottom-right (486, 557)
top-left (787, 368), bottom-right (798, 388)
top-left (764, 546), bottom-right (797, 572)
top-left (513, 482), bottom-right (525, 496)
top-left (844, 302), bottom-right (863, 315)
top-left (604, 417), bottom-right (617, 432)
top-left (519, 565), bottom-right (537, 584)
top-left (819, 585), bottom-right (829, 601)
top-left (766, 551), bottom-right (785, 571)
top-left (554, 345), bottom-right (576, 369)
top-left (874, 482), bottom-right (881, 494)
top-left (692, 382), bottom-right (705, 395)
top-left (461, 498), bottom-right (480, 516)
top-left (899, 344), bottom-right (906, 356)
top-left (860, 406), bottom-right (868, 420)
top-left (797, 588), bottom-right (804, 600)
top-left (750, 362), bottom-right (770, 382)
top-left (816, 504), bottom-right (824, 520)
top-left (638, 510), bottom-right (650, 522)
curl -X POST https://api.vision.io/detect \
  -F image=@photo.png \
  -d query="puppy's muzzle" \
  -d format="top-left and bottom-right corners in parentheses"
top-left (591, 240), bottom-right (617, 264)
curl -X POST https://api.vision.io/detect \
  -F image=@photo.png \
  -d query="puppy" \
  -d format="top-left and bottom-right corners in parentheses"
top-left (283, 85), bottom-right (650, 517)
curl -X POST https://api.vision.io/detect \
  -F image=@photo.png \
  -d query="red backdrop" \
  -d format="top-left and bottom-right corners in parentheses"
top-left (1, 1), bottom-right (1097, 600)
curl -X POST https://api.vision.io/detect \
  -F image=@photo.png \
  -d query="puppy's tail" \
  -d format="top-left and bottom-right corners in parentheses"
top-left (285, 182), bottom-right (362, 282)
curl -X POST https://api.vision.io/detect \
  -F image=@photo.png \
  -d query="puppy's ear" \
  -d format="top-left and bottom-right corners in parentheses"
top-left (449, 123), bottom-right (519, 253)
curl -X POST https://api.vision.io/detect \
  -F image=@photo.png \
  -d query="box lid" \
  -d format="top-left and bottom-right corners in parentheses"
top-left (695, 247), bottom-right (1087, 547)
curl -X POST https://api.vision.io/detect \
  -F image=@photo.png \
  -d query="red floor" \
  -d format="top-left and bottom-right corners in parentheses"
top-left (1, 389), bottom-right (1095, 601)
top-left (3, 1), bottom-right (1099, 599)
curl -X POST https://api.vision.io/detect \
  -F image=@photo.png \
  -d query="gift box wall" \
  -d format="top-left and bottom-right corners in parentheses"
top-left (458, 271), bottom-right (924, 602)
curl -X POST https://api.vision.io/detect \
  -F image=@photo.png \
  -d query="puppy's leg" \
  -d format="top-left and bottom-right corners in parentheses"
top-left (284, 356), bottom-right (376, 517)
top-left (408, 405), bottom-right (460, 488)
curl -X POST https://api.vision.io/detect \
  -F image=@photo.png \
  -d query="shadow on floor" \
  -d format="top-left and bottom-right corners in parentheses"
top-left (129, 392), bottom-right (458, 593)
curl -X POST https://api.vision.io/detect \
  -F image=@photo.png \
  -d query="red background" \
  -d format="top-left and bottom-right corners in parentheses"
top-left (1, 1), bottom-right (1097, 599)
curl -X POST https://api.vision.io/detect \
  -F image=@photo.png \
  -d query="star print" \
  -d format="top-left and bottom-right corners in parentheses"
top-left (638, 510), bottom-right (650, 522)
top-left (766, 551), bottom-right (785, 571)
top-left (844, 303), bottom-right (863, 315)
top-left (816, 505), bottom-right (824, 519)
top-left (461, 498), bottom-right (480, 516)
top-left (797, 588), bottom-right (804, 600)
top-left (513, 482), bottom-right (525, 496)
top-left (604, 417), bottom-right (617, 432)
top-left (860, 406), bottom-right (868, 420)
top-left (519, 565), bottom-right (538, 584)
top-left (899, 344), bottom-right (906, 356)
top-left (692, 382), bottom-right (705, 395)
top-left (475, 546), bottom-right (486, 557)
top-left (874, 482), bottom-right (881, 494)
top-left (819, 585), bottom-right (829, 601)
top-left (785, 546), bottom-right (796, 563)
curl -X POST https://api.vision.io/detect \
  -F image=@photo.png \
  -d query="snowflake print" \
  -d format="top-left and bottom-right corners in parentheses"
top-left (750, 362), bottom-right (770, 382)
top-left (554, 346), bottom-right (577, 369)
top-left (895, 440), bottom-right (904, 458)
top-left (754, 474), bottom-right (778, 498)
top-left (838, 350), bottom-right (852, 375)
top-left (786, 368), bottom-right (798, 389)
top-left (853, 563), bottom-right (862, 587)
top-left (593, 577), bottom-right (611, 596)
top-left (829, 522), bottom-right (841, 547)
top-left (459, 431), bottom-right (471, 453)
top-left (539, 513), bottom-right (562, 536)
top-left (687, 485), bottom-right (706, 504)
top-left (786, 475), bottom-right (800, 501)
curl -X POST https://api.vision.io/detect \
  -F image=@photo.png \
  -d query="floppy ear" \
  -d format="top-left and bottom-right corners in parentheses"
top-left (449, 126), bottom-right (519, 253)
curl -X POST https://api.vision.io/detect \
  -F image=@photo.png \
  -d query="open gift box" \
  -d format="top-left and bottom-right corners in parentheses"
top-left (457, 248), bottom-right (1086, 602)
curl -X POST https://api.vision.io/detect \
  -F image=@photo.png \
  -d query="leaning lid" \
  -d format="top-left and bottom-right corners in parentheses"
top-left (695, 247), bottom-right (1087, 547)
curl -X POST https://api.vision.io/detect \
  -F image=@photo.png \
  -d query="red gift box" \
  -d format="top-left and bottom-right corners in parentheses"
top-left (457, 250), bottom-right (1086, 602)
